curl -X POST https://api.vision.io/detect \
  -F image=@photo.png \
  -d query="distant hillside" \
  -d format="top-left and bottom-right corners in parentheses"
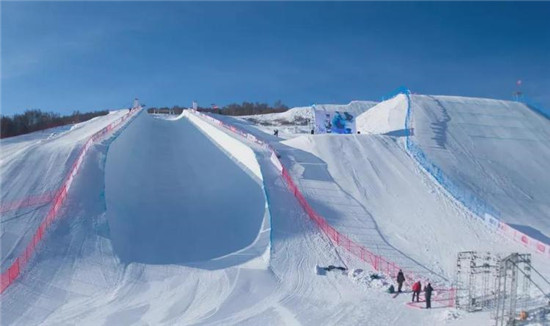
top-left (1, 109), bottom-right (109, 139)
top-left (242, 101), bottom-right (378, 126)
top-left (147, 101), bottom-right (289, 116)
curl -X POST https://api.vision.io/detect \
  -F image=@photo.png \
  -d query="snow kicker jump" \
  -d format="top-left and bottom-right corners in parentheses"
top-left (105, 113), bottom-right (266, 264)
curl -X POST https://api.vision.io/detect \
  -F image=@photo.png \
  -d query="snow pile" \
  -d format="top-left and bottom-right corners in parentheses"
top-left (440, 310), bottom-right (465, 322)
top-left (356, 94), bottom-right (408, 135)
top-left (346, 269), bottom-right (389, 290)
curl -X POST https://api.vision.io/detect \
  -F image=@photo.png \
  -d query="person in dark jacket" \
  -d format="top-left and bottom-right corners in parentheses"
top-left (396, 270), bottom-right (405, 293)
top-left (412, 281), bottom-right (421, 302)
top-left (424, 283), bottom-right (433, 309)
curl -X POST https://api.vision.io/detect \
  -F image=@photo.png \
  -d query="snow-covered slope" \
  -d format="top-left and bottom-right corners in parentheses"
top-left (3, 94), bottom-right (549, 325)
top-left (410, 95), bottom-right (550, 244)
top-left (355, 93), bottom-right (550, 248)
top-left (282, 133), bottom-right (549, 278)
top-left (1, 109), bottom-right (495, 326)
top-left (0, 110), bottom-right (129, 270)
top-left (0, 112), bottom-right (271, 324)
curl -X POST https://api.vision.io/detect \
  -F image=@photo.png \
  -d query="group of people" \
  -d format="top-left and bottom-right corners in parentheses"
top-left (396, 270), bottom-right (434, 309)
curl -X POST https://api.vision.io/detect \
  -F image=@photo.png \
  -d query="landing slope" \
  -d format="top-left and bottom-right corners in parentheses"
top-left (283, 134), bottom-right (521, 277)
top-left (410, 95), bottom-right (550, 243)
top-left (105, 113), bottom-right (266, 264)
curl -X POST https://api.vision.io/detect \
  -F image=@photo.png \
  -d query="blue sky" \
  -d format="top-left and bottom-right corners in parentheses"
top-left (1, 1), bottom-right (549, 115)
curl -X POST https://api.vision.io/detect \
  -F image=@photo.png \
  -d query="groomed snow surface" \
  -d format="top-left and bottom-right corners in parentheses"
top-left (1, 95), bottom-right (549, 325)
top-left (1, 110), bottom-right (129, 271)
top-left (410, 95), bottom-right (550, 243)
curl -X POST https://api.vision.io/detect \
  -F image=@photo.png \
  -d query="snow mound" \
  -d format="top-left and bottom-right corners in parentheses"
top-left (346, 269), bottom-right (389, 289)
top-left (356, 94), bottom-right (408, 135)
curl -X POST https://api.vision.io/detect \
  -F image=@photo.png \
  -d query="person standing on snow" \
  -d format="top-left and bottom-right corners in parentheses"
top-left (424, 283), bottom-right (433, 309)
top-left (396, 270), bottom-right (405, 293)
top-left (412, 280), bottom-right (421, 302)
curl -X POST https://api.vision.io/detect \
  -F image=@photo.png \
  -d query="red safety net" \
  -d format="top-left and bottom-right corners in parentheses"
top-left (189, 110), bottom-right (456, 308)
top-left (0, 109), bottom-right (140, 294)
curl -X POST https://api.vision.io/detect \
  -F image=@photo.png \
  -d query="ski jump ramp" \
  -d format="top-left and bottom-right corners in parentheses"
top-left (410, 95), bottom-right (550, 245)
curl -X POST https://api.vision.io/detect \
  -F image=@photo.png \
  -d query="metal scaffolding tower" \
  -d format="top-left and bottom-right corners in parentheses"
top-left (457, 252), bottom-right (549, 325)
top-left (493, 253), bottom-right (550, 326)
top-left (456, 251), bottom-right (500, 312)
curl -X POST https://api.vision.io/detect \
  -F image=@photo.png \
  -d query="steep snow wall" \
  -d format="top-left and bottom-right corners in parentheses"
top-left (184, 111), bottom-right (262, 180)
top-left (105, 113), bottom-right (266, 264)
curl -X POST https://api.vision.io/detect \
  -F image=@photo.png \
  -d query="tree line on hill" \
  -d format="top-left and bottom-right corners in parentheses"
top-left (147, 101), bottom-right (289, 116)
top-left (1, 109), bottom-right (109, 139)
